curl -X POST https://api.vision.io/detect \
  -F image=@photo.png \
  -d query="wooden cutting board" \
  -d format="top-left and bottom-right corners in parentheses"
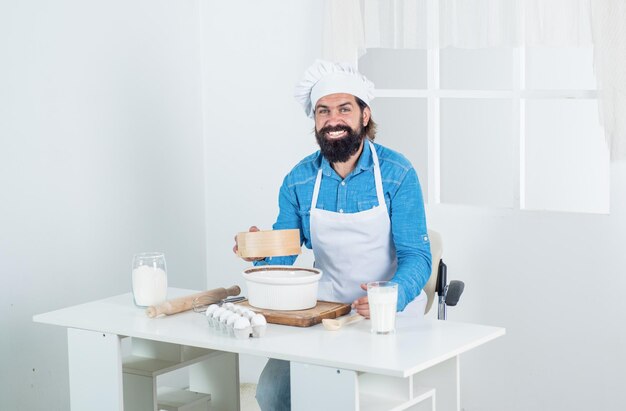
top-left (236, 300), bottom-right (351, 327)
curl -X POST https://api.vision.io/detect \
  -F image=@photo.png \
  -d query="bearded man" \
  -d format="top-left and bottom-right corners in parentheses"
top-left (234, 60), bottom-right (431, 411)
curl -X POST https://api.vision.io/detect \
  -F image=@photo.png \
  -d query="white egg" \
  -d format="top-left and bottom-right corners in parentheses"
top-left (213, 307), bottom-right (226, 318)
top-left (250, 314), bottom-right (267, 327)
top-left (223, 302), bottom-right (235, 311)
top-left (210, 307), bottom-right (226, 326)
top-left (227, 313), bottom-right (240, 327)
top-left (233, 318), bottom-right (252, 339)
top-left (233, 316), bottom-right (251, 330)
top-left (224, 314), bottom-right (239, 335)
top-left (252, 325), bottom-right (267, 338)
top-left (205, 304), bottom-right (219, 317)
top-left (219, 310), bottom-right (234, 323)
top-left (234, 326), bottom-right (252, 340)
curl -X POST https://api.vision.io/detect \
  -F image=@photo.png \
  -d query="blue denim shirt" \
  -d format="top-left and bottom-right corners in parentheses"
top-left (257, 140), bottom-right (431, 311)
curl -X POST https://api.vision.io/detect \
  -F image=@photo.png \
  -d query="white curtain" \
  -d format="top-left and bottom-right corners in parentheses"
top-left (323, 0), bottom-right (626, 161)
top-left (322, 0), bottom-right (592, 56)
top-left (591, 0), bottom-right (626, 160)
top-left (322, 0), bottom-right (365, 64)
top-left (524, 0), bottom-right (592, 47)
top-left (440, 0), bottom-right (520, 48)
top-left (361, 0), bottom-right (428, 49)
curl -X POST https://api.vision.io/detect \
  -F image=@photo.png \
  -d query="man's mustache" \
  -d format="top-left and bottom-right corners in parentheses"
top-left (318, 125), bottom-right (353, 136)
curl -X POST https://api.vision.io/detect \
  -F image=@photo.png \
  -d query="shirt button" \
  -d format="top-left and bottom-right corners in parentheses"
top-left (341, 181), bottom-right (346, 186)
top-left (423, 236), bottom-right (429, 241)
top-left (339, 209), bottom-right (344, 213)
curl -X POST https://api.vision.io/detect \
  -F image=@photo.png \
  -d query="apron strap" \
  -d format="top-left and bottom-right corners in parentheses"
top-left (368, 141), bottom-right (387, 211)
top-left (311, 140), bottom-right (386, 211)
top-left (311, 168), bottom-right (323, 210)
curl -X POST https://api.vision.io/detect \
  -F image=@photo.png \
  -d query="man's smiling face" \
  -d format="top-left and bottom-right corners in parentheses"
top-left (314, 93), bottom-right (370, 139)
top-left (313, 93), bottom-right (371, 164)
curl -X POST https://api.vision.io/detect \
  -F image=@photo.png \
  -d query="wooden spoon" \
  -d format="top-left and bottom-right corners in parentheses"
top-left (322, 314), bottom-right (364, 331)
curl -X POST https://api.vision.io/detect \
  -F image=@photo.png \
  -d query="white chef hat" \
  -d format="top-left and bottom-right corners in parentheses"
top-left (294, 60), bottom-right (375, 118)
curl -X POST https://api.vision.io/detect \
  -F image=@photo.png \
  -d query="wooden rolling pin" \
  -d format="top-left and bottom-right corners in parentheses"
top-left (145, 285), bottom-right (241, 318)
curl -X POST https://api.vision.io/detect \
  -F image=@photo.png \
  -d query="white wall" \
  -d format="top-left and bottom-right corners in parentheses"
top-left (200, 0), bottom-right (322, 291)
top-left (427, 162), bottom-right (626, 410)
top-left (0, 1), bottom-right (207, 409)
top-left (200, 0), bottom-right (323, 382)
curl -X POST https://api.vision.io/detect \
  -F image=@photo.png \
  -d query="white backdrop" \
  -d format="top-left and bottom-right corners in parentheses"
top-left (200, 0), bottom-right (322, 292)
top-left (199, 0), bottom-right (323, 383)
top-left (0, 1), bottom-right (207, 409)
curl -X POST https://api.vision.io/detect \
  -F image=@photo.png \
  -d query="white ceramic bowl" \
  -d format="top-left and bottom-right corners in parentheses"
top-left (243, 266), bottom-right (322, 310)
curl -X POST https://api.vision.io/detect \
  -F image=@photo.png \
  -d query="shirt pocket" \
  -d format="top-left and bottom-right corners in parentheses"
top-left (357, 197), bottom-right (390, 212)
top-left (357, 198), bottom-right (378, 212)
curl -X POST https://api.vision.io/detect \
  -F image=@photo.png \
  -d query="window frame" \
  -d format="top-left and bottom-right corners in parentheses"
top-left (366, 0), bottom-right (603, 212)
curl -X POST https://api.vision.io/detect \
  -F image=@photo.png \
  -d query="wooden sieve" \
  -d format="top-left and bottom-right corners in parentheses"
top-left (236, 229), bottom-right (301, 258)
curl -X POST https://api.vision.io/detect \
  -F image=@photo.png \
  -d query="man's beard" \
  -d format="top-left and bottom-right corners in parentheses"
top-left (315, 124), bottom-right (365, 163)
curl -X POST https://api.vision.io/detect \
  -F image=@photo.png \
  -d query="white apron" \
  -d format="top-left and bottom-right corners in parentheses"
top-left (310, 141), bottom-right (425, 316)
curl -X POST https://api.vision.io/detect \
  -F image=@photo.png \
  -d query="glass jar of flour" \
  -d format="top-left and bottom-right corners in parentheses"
top-left (132, 252), bottom-right (168, 307)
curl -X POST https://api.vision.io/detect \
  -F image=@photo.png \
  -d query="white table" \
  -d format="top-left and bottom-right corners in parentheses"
top-left (34, 288), bottom-right (505, 411)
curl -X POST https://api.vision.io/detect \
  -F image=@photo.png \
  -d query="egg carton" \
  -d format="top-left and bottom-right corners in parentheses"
top-left (204, 303), bottom-right (267, 339)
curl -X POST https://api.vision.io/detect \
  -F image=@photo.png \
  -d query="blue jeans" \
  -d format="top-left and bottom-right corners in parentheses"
top-left (256, 358), bottom-right (291, 411)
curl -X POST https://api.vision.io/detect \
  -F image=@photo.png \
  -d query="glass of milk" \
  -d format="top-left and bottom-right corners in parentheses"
top-left (132, 252), bottom-right (168, 307)
top-left (367, 281), bottom-right (398, 335)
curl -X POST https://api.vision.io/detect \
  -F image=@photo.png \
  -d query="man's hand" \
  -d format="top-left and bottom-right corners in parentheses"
top-left (233, 226), bottom-right (266, 262)
top-left (352, 283), bottom-right (370, 318)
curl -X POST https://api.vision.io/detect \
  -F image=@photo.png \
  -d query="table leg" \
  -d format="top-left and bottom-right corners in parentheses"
top-left (412, 356), bottom-right (459, 411)
top-left (189, 352), bottom-right (240, 411)
top-left (67, 328), bottom-right (123, 411)
top-left (290, 362), bottom-right (358, 411)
